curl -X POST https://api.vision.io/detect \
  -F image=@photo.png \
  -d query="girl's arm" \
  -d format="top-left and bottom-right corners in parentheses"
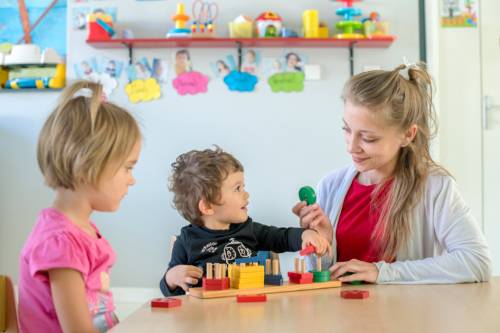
top-left (49, 268), bottom-right (100, 333)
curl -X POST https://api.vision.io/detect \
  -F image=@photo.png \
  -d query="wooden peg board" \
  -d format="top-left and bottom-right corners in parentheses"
top-left (188, 279), bottom-right (342, 299)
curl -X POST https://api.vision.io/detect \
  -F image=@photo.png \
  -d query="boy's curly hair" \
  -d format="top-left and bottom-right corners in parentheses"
top-left (169, 146), bottom-right (243, 226)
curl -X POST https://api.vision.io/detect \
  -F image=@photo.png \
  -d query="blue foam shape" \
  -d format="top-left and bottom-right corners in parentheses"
top-left (223, 71), bottom-right (258, 92)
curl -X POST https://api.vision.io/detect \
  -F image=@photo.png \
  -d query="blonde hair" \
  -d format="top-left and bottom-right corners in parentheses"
top-left (169, 146), bottom-right (244, 226)
top-left (342, 63), bottom-right (449, 261)
top-left (37, 81), bottom-right (141, 190)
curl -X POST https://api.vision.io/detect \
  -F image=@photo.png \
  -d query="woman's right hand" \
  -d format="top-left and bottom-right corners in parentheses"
top-left (292, 202), bottom-right (333, 244)
top-left (165, 265), bottom-right (203, 291)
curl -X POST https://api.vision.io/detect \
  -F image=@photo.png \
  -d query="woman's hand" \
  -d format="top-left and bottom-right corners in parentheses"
top-left (165, 265), bottom-right (203, 291)
top-left (329, 259), bottom-right (379, 283)
top-left (293, 202), bottom-right (333, 244)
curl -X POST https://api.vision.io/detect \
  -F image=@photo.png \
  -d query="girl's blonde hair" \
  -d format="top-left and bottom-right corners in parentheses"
top-left (37, 81), bottom-right (141, 190)
top-left (342, 63), bottom-right (449, 261)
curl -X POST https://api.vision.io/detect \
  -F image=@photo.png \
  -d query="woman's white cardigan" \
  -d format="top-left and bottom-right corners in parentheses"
top-left (316, 165), bottom-right (492, 284)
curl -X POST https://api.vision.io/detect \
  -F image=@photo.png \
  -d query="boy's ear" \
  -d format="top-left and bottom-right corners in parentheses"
top-left (198, 199), bottom-right (214, 216)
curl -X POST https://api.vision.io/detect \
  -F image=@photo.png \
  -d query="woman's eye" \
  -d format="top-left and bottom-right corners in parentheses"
top-left (362, 138), bottom-right (378, 143)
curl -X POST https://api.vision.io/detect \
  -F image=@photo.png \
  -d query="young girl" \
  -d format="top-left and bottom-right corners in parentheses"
top-left (293, 63), bottom-right (492, 284)
top-left (18, 81), bottom-right (142, 332)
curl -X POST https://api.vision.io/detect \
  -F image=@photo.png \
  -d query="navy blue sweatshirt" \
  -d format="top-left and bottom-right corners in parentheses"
top-left (159, 217), bottom-right (304, 296)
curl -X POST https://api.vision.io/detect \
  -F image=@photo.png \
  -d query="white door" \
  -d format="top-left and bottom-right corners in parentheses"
top-left (480, 0), bottom-right (500, 275)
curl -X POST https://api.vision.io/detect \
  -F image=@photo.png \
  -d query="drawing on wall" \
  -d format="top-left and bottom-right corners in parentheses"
top-left (74, 56), bottom-right (121, 97)
top-left (210, 55), bottom-right (235, 80)
top-left (0, 0), bottom-right (67, 58)
top-left (172, 49), bottom-right (209, 96)
top-left (72, 7), bottom-right (90, 30)
top-left (240, 49), bottom-right (261, 76)
top-left (262, 51), bottom-right (307, 93)
top-left (151, 58), bottom-right (169, 84)
top-left (441, 0), bottom-right (477, 28)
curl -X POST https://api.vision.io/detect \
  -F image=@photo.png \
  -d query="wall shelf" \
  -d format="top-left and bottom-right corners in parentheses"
top-left (86, 37), bottom-right (395, 49)
top-left (86, 36), bottom-right (396, 76)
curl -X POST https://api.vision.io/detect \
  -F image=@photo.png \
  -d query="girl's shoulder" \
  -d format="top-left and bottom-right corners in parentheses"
top-left (24, 208), bottom-right (102, 254)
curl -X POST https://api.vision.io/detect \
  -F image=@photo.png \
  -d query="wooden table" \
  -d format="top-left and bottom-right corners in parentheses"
top-left (110, 277), bottom-right (500, 333)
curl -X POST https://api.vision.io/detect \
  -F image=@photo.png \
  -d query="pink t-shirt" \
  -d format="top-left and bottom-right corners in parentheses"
top-left (18, 208), bottom-right (117, 333)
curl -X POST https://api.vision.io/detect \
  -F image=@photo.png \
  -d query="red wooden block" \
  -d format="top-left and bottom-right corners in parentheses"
top-left (288, 272), bottom-right (314, 284)
top-left (299, 245), bottom-right (316, 256)
top-left (340, 290), bottom-right (370, 299)
top-left (202, 277), bottom-right (230, 290)
top-left (151, 297), bottom-right (182, 308)
top-left (236, 294), bottom-right (267, 303)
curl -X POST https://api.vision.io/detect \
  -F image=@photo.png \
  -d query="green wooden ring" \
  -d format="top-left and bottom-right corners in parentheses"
top-left (299, 186), bottom-right (317, 205)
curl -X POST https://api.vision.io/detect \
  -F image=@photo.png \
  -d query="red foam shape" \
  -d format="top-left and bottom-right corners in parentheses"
top-left (340, 290), bottom-right (370, 299)
top-left (151, 297), bottom-right (182, 308)
top-left (236, 294), bottom-right (267, 303)
top-left (299, 245), bottom-right (316, 256)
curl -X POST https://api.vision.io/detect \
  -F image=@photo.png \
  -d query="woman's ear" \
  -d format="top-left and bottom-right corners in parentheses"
top-left (402, 124), bottom-right (418, 147)
top-left (198, 199), bottom-right (214, 216)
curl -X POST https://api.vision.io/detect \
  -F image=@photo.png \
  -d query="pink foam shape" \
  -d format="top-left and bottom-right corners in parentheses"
top-left (172, 71), bottom-right (209, 95)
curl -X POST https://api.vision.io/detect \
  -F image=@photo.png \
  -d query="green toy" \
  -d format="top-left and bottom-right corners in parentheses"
top-left (298, 186), bottom-right (316, 205)
top-left (312, 270), bottom-right (331, 283)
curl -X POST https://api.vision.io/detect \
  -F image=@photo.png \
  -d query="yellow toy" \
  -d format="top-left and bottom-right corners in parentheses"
top-left (302, 9), bottom-right (319, 38)
top-left (48, 64), bottom-right (66, 89)
top-left (228, 15), bottom-right (253, 38)
top-left (167, 3), bottom-right (191, 37)
top-left (230, 263), bottom-right (264, 289)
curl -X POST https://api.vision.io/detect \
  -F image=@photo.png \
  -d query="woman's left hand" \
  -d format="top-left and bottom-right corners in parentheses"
top-left (330, 259), bottom-right (379, 283)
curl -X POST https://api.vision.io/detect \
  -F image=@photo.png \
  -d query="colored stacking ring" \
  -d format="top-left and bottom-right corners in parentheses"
top-left (312, 270), bottom-right (331, 282)
top-left (299, 186), bottom-right (317, 205)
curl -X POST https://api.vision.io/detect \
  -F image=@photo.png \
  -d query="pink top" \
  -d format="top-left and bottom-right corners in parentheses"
top-left (18, 208), bottom-right (117, 333)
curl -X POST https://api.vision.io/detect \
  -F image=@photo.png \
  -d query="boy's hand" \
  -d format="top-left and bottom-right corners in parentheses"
top-left (293, 202), bottom-right (333, 243)
top-left (301, 229), bottom-right (332, 257)
top-left (165, 265), bottom-right (203, 291)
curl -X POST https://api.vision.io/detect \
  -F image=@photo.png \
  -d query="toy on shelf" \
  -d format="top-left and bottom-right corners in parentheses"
top-left (287, 258), bottom-right (313, 284)
top-left (302, 9), bottom-right (319, 38)
top-left (255, 12), bottom-right (283, 38)
top-left (202, 263), bottom-right (230, 291)
top-left (151, 297), bottom-right (182, 308)
top-left (281, 28), bottom-right (299, 38)
top-left (228, 15), bottom-right (254, 38)
top-left (167, 3), bottom-right (191, 38)
top-left (1, 44), bottom-right (65, 90)
top-left (362, 12), bottom-right (390, 38)
top-left (264, 257), bottom-right (283, 286)
top-left (236, 294), bottom-right (267, 303)
top-left (87, 9), bottom-right (115, 41)
top-left (318, 22), bottom-right (329, 38)
top-left (334, 0), bottom-right (364, 39)
top-left (191, 0), bottom-right (219, 38)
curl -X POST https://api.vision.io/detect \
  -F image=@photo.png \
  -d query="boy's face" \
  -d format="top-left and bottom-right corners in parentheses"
top-left (210, 171), bottom-right (249, 225)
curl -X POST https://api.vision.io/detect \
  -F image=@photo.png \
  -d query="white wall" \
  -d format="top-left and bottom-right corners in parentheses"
top-left (0, 0), bottom-right (420, 287)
